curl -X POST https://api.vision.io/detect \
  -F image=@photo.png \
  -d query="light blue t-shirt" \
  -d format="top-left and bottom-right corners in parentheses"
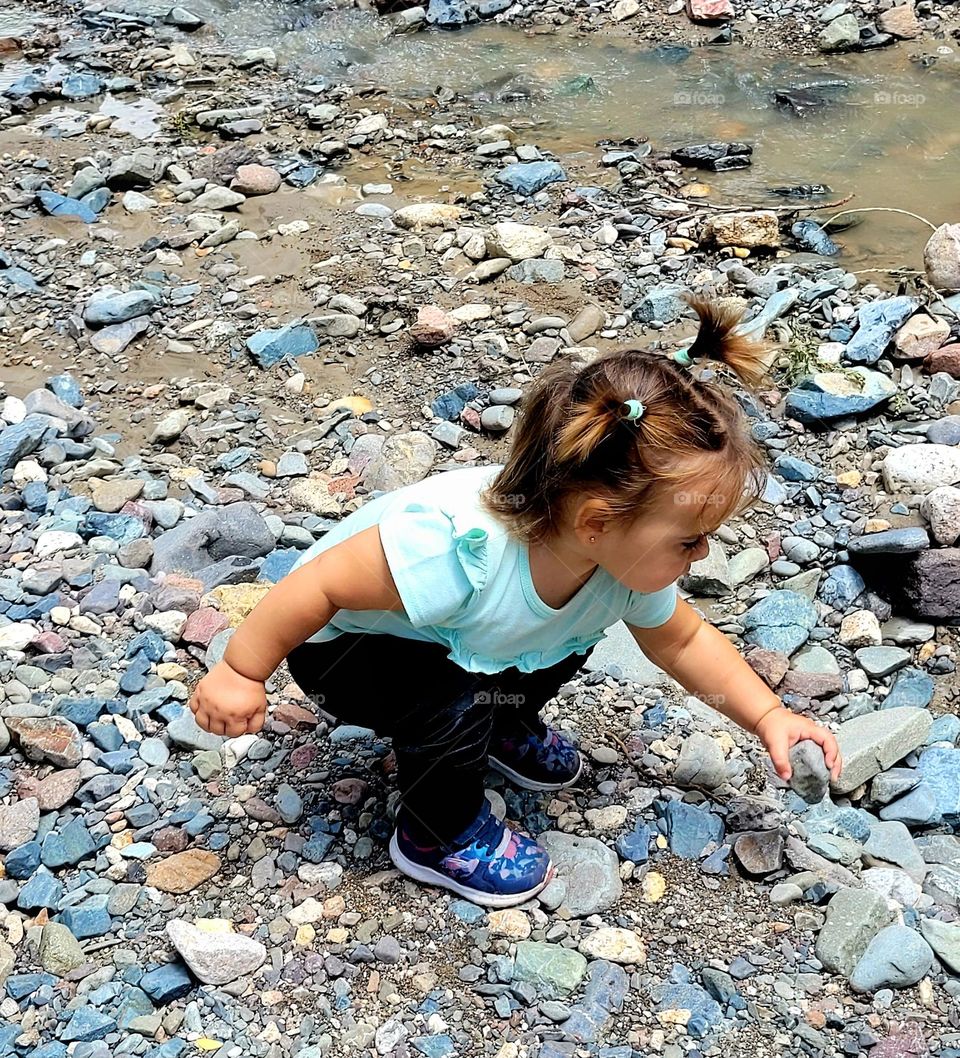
top-left (291, 463), bottom-right (677, 674)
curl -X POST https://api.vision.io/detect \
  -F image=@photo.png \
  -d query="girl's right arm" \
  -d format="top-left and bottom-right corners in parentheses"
top-left (188, 525), bottom-right (403, 737)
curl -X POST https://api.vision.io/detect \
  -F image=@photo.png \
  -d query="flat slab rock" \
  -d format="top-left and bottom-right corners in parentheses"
top-left (146, 850), bottom-right (221, 893)
top-left (166, 920), bottom-right (267, 984)
top-left (537, 832), bottom-right (622, 917)
top-left (832, 707), bottom-right (932, 794)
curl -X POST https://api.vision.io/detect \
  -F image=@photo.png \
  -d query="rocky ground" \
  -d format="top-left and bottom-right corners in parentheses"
top-left (3, 2), bottom-right (960, 1058)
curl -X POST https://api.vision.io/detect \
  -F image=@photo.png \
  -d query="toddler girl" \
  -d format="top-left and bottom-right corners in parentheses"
top-left (189, 297), bottom-right (841, 908)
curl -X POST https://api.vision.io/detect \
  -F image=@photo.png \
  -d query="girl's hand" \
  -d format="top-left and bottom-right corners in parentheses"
top-left (754, 706), bottom-right (842, 784)
top-left (189, 661), bottom-right (268, 737)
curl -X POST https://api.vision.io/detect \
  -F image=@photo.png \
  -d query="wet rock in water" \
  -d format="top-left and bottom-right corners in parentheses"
top-left (513, 941), bottom-right (588, 997)
top-left (166, 920), bottom-right (267, 984)
top-left (924, 222), bottom-right (960, 292)
top-left (537, 832), bottom-right (622, 916)
top-left (670, 141), bottom-right (752, 171)
top-left (815, 887), bottom-right (892, 976)
top-left (247, 323), bottom-right (320, 368)
top-left (790, 741), bottom-right (830, 803)
top-left (775, 88), bottom-right (829, 118)
top-left (674, 731), bottom-right (726, 789)
top-left (785, 368), bottom-right (897, 423)
top-left (791, 219), bottom-right (840, 255)
top-left (849, 925), bottom-right (934, 991)
top-left (833, 707), bottom-right (933, 794)
top-left (496, 161), bottom-right (566, 196)
top-left (702, 210), bottom-right (780, 249)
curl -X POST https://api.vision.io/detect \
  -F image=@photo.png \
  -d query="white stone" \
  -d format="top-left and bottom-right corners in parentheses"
top-left (579, 927), bottom-right (646, 964)
top-left (393, 203), bottom-right (463, 230)
top-left (166, 920), bottom-right (267, 984)
top-left (122, 190), bottom-right (158, 213)
top-left (612, 0), bottom-right (641, 18)
top-left (35, 531), bottom-right (83, 559)
top-left (0, 624), bottom-right (37, 654)
top-left (12, 460), bottom-right (46, 486)
top-left (882, 444), bottom-right (960, 494)
top-left (1, 396), bottom-right (26, 425)
top-left (484, 222), bottom-right (553, 262)
top-left (861, 867), bottom-right (922, 908)
top-left (838, 609), bottom-right (882, 648)
top-left (921, 485), bottom-right (960, 545)
top-left (143, 611), bottom-right (188, 641)
top-left (287, 898), bottom-right (325, 926)
top-left (354, 113), bottom-right (388, 136)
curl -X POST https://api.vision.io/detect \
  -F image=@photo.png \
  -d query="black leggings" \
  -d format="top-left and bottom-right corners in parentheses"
top-left (286, 633), bottom-right (590, 846)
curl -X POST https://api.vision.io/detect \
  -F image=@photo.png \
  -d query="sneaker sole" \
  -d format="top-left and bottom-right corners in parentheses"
top-left (487, 753), bottom-right (583, 793)
top-left (389, 832), bottom-right (554, 909)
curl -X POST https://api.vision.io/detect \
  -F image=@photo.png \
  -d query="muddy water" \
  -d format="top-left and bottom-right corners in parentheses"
top-left (189, 1), bottom-right (959, 271)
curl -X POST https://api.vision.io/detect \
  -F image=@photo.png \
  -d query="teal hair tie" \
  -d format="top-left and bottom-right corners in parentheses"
top-left (672, 348), bottom-right (694, 369)
top-left (622, 399), bottom-right (645, 422)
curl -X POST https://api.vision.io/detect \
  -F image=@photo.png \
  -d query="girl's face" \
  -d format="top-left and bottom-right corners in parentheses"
top-left (589, 477), bottom-right (726, 594)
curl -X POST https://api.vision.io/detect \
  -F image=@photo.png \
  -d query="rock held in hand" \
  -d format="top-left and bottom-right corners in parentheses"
top-left (789, 741), bottom-right (830, 804)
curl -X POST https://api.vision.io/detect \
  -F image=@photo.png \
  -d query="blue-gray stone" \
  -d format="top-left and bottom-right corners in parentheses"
top-left (844, 297), bottom-right (920, 365)
top-left (918, 746), bottom-right (960, 825)
top-left (302, 833), bottom-right (336, 863)
top-left (246, 323), bottom-right (319, 368)
top-left (126, 629), bottom-right (166, 661)
top-left (633, 283), bottom-right (689, 325)
top-left (426, 0), bottom-right (476, 25)
top-left (855, 646), bottom-right (911, 678)
top-left (81, 187), bottom-right (112, 214)
top-left (40, 817), bottom-right (96, 869)
top-left (847, 527), bottom-right (930, 555)
top-left (652, 976), bottom-right (722, 1034)
top-left (785, 367), bottom-right (896, 424)
top-left (661, 800), bottom-right (724, 858)
top-left (929, 714), bottom-right (960, 746)
top-left (506, 259), bottom-right (566, 284)
top-left (77, 774), bottom-right (126, 803)
top-left (496, 161), bottom-right (566, 196)
top-left (849, 924), bottom-right (933, 992)
top-left (449, 899), bottom-right (486, 924)
top-left (736, 288), bottom-right (800, 339)
top-left (79, 578), bottom-right (121, 615)
top-left (61, 73), bottom-right (104, 99)
top-left (879, 783), bottom-right (941, 826)
top-left (928, 417), bottom-right (960, 446)
top-left (55, 697), bottom-right (106, 727)
top-left (85, 511), bottom-right (146, 544)
top-left (48, 374), bottom-right (83, 407)
top-left (88, 722), bottom-right (124, 752)
top-left (742, 590), bottom-right (817, 655)
top-left (59, 894), bottom-right (112, 939)
top-left (0, 418), bottom-right (49, 472)
top-left (84, 289), bottom-right (157, 327)
top-left (411, 1036), bottom-right (456, 1058)
top-left (0, 266), bottom-right (40, 291)
top-left (615, 821), bottom-right (650, 863)
top-left (115, 986), bottom-right (154, 1030)
top-left (7, 972), bottom-right (57, 1000)
top-left (791, 219), bottom-right (839, 256)
top-left (17, 870), bottom-right (63, 910)
top-left (3, 73), bottom-right (43, 99)
top-left (139, 962), bottom-right (193, 1003)
top-left (774, 455), bottom-right (819, 482)
top-left (62, 1007), bottom-right (117, 1042)
top-left (329, 725), bottom-right (376, 743)
top-left (37, 191), bottom-right (99, 223)
top-left (31, 1043), bottom-right (67, 1058)
top-left (275, 783), bottom-right (303, 824)
top-left (820, 565), bottom-right (865, 608)
top-left (90, 316), bottom-right (150, 354)
top-left (882, 668), bottom-right (934, 710)
top-left (5, 841), bottom-right (41, 879)
top-left (260, 548), bottom-right (300, 583)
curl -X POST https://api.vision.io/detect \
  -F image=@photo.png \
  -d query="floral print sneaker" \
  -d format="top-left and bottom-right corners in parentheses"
top-left (488, 726), bottom-right (583, 792)
top-left (389, 799), bottom-right (553, 908)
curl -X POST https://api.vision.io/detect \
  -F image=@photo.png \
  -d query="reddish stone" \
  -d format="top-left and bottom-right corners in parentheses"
top-left (244, 797), bottom-right (282, 824)
top-left (146, 849), bottom-right (221, 893)
top-left (778, 671), bottom-right (843, 698)
top-left (381, 749), bottom-right (397, 776)
top-left (766, 532), bottom-right (782, 562)
top-left (745, 647), bottom-right (790, 689)
top-left (871, 1025), bottom-right (928, 1058)
top-left (686, 0), bottom-right (734, 22)
top-left (119, 500), bottom-right (153, 532)
top-left (460, 406), bottom-right (482, 431)
top-left (181, 606), bottom-right (230, 648)
top-left (18, 768), bottom-right (81, 811)
top-left (152, 826), bottom-right (189, 853)
top-left (231, 163), bottom-right (282, 196)
top-left (332, 778), bottom-right (369, 805)
top-left (31, 630), bottom-right (68, 655)
top-left (327, 473), bottom-right (361, 498)
top-left (6, 717), bottom-right (83, 768)
top-left (290, 745), bottom-right (317, 769)
top-left (927, 344), bottom-right (960, 379)
top-left (410, 305), bottom-right (458, 348)
top-left (153, 574), bottom-right (203, 614)
top-left (273, 701), bottom-right (319, 728)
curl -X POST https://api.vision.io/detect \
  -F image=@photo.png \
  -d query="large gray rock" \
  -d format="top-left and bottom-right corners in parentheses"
top-left (0, 418), bottom-right (50, 472)
top-left (361, 431), bottom-right (437, 493)
top-left (882, 444), bottom-right (960, 494)
top-left (151, 502), bottom-right (274, 575)
top-left (849, 924), bottom-right (934, 992)
top-left (920, 917), bottom-right (960, 973)
top-left (674, 732), bottom-right (726, 790)
top-left (680, 538), bottom-right (733, 597)
top-left (901, 549), bottom-right (960, 621)
top-left (832, 707), bottom-right (932, 794)
top-left (537, 832), bottom-right (622, 917)
top-left (863, 820), bottom-right (927, 883)
top-left (0, 797), bottom-right (39, 851)
top-left (815, 888), bottom-right (891, 976)
top-left (167, 919), bottom-right (267, 984)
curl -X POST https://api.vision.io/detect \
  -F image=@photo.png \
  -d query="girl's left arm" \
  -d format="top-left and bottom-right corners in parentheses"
top-left (628, 597), bottom-right (842, 783)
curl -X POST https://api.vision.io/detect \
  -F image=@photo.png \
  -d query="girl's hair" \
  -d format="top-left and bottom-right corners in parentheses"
top-left (482, 296), bottom-right (770, 543)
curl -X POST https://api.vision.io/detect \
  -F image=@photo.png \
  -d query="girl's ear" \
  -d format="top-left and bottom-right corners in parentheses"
top-left (572, 496), bottom-right (616, 543)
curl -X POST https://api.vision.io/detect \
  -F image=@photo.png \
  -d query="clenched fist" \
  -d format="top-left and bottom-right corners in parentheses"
top-left (189, 661), bottom-right (267, 737)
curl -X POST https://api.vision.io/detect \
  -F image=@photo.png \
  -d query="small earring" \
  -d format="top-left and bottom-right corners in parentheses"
top-left (589, 535), bottom-right (596, 543)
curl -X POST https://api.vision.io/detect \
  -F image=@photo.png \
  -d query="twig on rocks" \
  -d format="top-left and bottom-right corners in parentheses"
top-left (815, 205), bottom-right (938, 232)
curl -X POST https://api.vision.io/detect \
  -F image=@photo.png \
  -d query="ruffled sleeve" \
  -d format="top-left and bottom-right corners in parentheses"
top-left (377, 501), bottom-right (488, 628)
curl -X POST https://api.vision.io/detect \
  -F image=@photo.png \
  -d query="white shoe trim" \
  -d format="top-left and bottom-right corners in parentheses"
top-left (487, 753), bottom-right (583, 792)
